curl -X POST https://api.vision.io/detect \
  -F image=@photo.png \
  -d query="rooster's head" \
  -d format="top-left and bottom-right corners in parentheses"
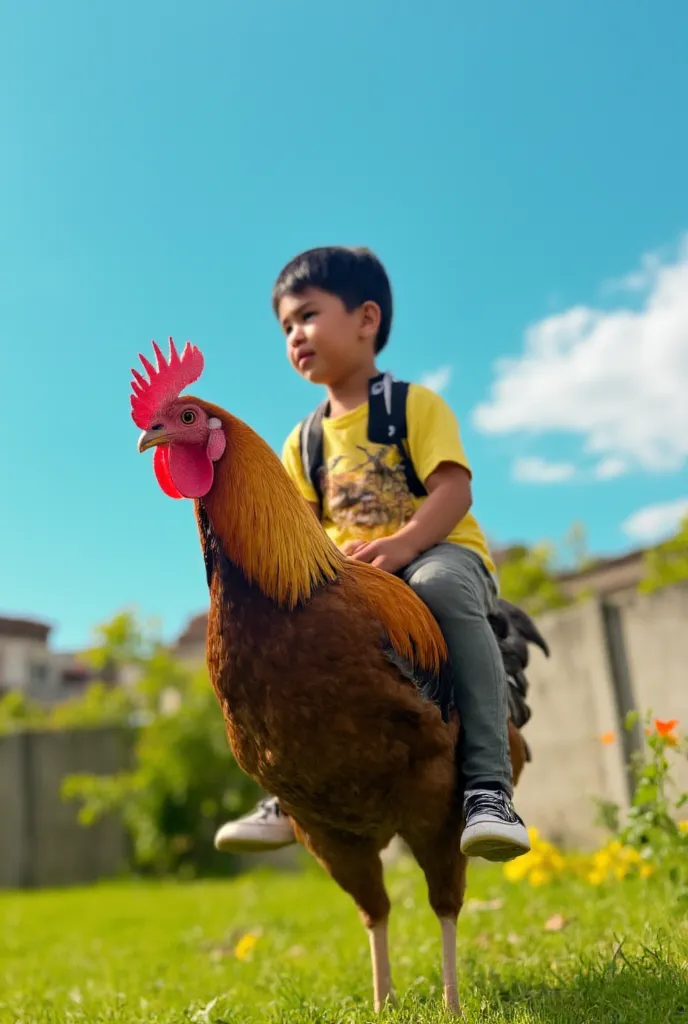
top-left (131, 338), bottom-right (226, 500)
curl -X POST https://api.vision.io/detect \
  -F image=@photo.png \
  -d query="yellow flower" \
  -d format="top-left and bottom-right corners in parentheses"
top-left (234, 933), bottom-right (259, 961)
top-left (504, 852), bottom-right (536, 882)
top-left (502, 827), bottom-right (656, 889)
top-left (678, 820), bottom-right (688, 834)
top-left (529, 868), bottom-right (551, 887)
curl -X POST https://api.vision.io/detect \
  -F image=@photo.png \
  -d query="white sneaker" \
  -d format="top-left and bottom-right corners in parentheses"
top-left (460, 789), bottom-right (531, 862)
top-left (213, 797), bottom-right (297, 853)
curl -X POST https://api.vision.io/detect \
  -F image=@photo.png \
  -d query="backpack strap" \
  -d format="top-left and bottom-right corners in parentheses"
top-left (367, 373), bottom-right (427, 499)
top-left (298, 373), bottom-right (427, 519)
top-left (299, 399), bottom-right (329, 515)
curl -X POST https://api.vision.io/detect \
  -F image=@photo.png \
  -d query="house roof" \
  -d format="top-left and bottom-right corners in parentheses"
top-left (0, 616), bottom-right (52, 642)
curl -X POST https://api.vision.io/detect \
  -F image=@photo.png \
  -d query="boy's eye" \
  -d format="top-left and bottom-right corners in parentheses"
top-left (302, 310), bottom-right (316, 321)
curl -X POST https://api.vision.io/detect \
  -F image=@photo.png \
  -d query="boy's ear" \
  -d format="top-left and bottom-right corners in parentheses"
top-left (358, 300), bottom-right (382, 343)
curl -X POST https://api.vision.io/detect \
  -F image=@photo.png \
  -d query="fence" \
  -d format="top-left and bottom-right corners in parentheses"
top-left (0, 726), bottom-right (130, 888)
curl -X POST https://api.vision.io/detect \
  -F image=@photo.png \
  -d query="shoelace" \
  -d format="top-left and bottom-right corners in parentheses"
top-left (465, 790), bottom-right (512, 819)
top-left (257, 797), bottom-right (281, 820)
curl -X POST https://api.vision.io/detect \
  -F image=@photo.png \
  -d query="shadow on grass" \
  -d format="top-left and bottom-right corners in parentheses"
top-left (225, 945), bottom-right (688, 1024)
top-left (493, 946), bottom-right (688, 1024)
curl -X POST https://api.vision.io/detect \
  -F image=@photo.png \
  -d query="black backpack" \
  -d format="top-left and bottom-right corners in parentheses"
top-left (298, 372), bottom-right (426, 517)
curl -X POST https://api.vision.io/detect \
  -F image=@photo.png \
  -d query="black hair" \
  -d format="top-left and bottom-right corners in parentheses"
top-left (272, 246), bottom-right (393, 353)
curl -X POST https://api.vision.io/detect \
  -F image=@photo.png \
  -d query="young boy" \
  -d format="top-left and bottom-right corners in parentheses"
top-left (214, 246), bottom-right (530, 862)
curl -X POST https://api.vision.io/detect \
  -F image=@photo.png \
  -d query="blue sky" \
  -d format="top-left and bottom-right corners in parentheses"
top-left (2, 2), bottom-right (687, 649)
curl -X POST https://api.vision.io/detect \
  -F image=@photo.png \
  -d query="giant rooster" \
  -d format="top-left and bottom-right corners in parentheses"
top-left (131, 339), bottom-right (548, 1016)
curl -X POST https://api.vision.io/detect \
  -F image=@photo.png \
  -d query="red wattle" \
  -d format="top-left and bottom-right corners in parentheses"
top-left (167, 443), bottom-right (214, 498)
top-left (154, 445), bottom-right (184, 499)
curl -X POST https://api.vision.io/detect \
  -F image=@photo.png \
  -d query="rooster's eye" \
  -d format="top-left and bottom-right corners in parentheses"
top-left (181, 409), bottom-right (196, 425)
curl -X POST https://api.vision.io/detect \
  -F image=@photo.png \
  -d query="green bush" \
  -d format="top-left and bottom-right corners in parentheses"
top-left (63, 662), bottom-right (260, 876)
top-left (640, 515), bottom-right (688, 593)
top-left (36, 609), bottom-right (260, 877)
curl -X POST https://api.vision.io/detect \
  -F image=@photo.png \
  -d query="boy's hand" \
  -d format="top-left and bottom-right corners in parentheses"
top-left (342, 534), bottom-right (419, 574)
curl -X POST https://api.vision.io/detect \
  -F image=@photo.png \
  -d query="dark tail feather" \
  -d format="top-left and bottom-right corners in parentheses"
top-left (489, 599), bottom-right (550, 733)
top-left (496, 599), bottom-right (550, 658)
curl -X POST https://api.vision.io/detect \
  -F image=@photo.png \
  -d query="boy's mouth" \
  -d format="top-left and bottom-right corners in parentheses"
top-left (296, 350), bottom-right (316, 369)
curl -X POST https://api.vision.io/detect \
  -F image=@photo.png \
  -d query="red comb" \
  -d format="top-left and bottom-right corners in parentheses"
top-left (130, 338), bottom-right (204, 429)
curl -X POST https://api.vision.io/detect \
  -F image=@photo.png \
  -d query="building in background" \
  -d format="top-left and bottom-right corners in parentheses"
top-left (0, 616), bottom-right (97, 704)
top-left (0, 617), bottom-right (55, 700)
top-left (556, 549), bottom-right (645, 601)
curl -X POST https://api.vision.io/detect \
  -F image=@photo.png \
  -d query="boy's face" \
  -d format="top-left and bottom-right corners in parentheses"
top-left (278, 287), bottom-right (374, 386)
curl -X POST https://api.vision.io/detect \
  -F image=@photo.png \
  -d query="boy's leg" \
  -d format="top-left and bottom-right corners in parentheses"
top-left (401, 543), bottom-right (530, 862)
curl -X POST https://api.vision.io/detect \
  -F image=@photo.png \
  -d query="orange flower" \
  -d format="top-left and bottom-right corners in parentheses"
top-left (654, 719), bottom-right (679, 744)
top-left (600, 731), bottom-right (615, 746)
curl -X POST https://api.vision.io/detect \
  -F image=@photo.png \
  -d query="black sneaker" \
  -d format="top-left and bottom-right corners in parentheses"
top-left (460, 788), bottom-right (531, 862)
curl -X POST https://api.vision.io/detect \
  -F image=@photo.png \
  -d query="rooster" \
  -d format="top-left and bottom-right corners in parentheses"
top-left (131, 339), bottom-right (547, 1016)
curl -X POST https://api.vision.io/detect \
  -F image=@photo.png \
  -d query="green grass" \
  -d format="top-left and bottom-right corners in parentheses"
top-left (2, 854), bottom-right (688, 1023)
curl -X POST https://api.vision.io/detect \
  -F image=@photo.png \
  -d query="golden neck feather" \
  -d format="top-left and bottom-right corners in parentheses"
top-left (198, 404), bottom-right (342, 607)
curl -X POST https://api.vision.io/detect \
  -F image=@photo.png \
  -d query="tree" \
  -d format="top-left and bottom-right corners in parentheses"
top-left (562, 520), bottom-right (593, 572)
top-left (497, 542), bottom-right (570, 616)
top-left (639, 516), bottom-right (688, 594)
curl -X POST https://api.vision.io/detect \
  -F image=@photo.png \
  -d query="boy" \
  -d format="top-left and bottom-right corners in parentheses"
top-left (215, 246), bottom-right (530, 862)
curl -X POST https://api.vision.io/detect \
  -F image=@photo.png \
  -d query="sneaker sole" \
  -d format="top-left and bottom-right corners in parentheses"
top-left (214, 835), bottom-right (297, 853)
top-left (460, 833), bottom-right (530, 862)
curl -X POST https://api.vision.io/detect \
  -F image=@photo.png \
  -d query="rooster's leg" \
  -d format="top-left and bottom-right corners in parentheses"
top-left (400, 792), bottom-right (466, 1016)
top-left (299, 827), bottom-right (394, 1012)
top-left (368, 918), bottom-right (394, 1011)
top-left (439, 916), bottom-right (460, 1013)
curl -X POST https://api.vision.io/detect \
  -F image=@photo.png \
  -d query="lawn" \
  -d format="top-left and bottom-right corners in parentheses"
top-left (2, 853), bottom-right (687, 1023)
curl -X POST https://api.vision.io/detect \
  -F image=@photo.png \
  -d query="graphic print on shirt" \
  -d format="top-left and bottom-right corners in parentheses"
top-left (320, 444), bottom-right (416, 536)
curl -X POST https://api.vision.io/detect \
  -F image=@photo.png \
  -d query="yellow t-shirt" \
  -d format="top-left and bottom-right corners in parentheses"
top-left (281, 382), bottom-right (496, 574)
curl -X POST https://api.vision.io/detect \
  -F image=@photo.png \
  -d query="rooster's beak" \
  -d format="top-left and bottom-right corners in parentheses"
top-left (138, 429), bottom-right (169, 453)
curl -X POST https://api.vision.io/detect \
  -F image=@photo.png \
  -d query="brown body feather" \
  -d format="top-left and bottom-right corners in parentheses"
top-left (188, 400), bottom-right (529, 1011)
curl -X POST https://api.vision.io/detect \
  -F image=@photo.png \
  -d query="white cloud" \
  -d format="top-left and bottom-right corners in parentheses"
top-left (593, 457), bottom-right (628, 480)
top-left (472, 236), bottom-right (688, 474)
top-left (420, 365), bottom-right (452, 394)
top-left (602, 249), bottom-right (663, 294)
top-left (512, 457), bottom-right (577, 483)
top-left (622, 498), bottom-right (688, 543)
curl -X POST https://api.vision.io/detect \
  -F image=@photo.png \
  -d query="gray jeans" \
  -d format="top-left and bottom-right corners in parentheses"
top-left (401, 542), bottom-right (512, 796)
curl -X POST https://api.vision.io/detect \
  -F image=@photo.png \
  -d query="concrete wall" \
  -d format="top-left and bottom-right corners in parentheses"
top-left (515, 600), bottom-right (629, 849)
top-left (0, 727), bottom-right (130, 889)
top-left (618, 584), bottom-right (688, 793)
top-left (516, 581), bottom-right (688, 847)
